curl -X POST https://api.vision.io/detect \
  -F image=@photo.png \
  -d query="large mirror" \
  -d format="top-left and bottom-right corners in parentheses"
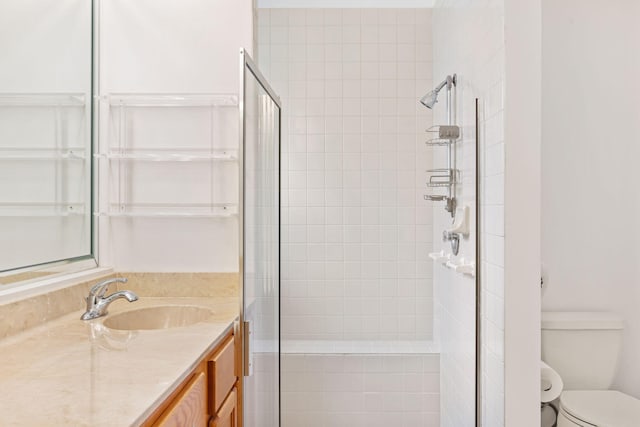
top-left (0, 0), bottom-right (95, 286)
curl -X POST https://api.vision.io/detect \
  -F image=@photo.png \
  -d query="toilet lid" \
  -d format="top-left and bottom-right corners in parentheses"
top-left (561, 390), bottom-right (640, 426)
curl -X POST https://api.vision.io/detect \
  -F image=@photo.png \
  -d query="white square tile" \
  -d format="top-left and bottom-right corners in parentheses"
top-left (342, 44), bottom-right (361, 62)
top-left (324, 44), bottom-right (342, 62)
top-left (342, 25), bottom-right (361, 44)
top-left (397, 25), bottom-right (416, 44)
top-left (361, 25), bottom-right (378, 44)
top-left (305, 10), bottom-right (324, 26)
top-left (270, 9), bottom-right (289, 26)
top-left (378, 9), bottom-right (397, 25)
top-left (323, 9), bottom-right (342, 26)
top-left (262, 6), bottom-right (446, 356)
top-left (378, 25), bottom-right (397, 44)
top-left (361, 62), bottom-right (380, 80)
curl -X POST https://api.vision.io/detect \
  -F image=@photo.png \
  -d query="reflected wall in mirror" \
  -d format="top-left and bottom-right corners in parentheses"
top-left (0, 0), bottom-right (94, 283)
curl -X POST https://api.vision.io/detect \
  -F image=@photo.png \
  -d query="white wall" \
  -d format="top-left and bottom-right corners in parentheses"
top-left (258, 8), bottom-right (435, 341)
top-left (97, 0), bottom-right (254, 272)
top-left (432, 1), bottom-right (505, 425)
top-left (503, 0), bottom-right (541, 424)
top-left (100, 0), bottom-right (253, 94)
top-left (541, 0), bottom-right (640, 398)
top-left (0, 0), bottom-right (91, 92)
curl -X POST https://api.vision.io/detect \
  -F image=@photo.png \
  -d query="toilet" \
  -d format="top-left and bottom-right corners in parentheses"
top-left (542, 312), bottom-right (640, 426)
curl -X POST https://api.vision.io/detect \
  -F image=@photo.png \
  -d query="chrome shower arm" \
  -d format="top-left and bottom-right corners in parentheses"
top-left (435, 79), bottom-right (449, 93)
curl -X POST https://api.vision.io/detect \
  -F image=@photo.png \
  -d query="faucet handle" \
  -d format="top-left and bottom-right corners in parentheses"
top-left (89, 277), bottom-right (128, 298)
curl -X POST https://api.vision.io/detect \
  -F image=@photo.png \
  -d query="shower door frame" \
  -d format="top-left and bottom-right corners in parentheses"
top-left (238, 47), bottom-right (282, 427)
top-left (475, 98), bottom-right (482, 427)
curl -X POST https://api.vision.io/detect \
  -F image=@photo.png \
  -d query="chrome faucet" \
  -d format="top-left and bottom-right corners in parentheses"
top-left (80, 277), bottom-right (138, 320)
top-left (443, 230), bottom-right (460, 256)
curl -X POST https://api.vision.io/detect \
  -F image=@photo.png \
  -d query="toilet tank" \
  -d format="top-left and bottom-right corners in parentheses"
top-left (541, 312), bottom-right (624, 390)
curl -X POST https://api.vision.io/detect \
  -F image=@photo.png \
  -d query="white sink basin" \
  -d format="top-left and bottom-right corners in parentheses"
top-left (103, 305), bottom-right (215, 331)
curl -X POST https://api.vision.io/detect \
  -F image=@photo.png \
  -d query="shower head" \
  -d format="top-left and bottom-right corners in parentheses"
top-left (420, 88), bottom-right (442, 109)
top-left (420, 74), bottom-right (457, 109)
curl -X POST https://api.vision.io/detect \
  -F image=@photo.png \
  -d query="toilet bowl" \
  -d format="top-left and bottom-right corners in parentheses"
top-left (557, 390), bottom-right (640, 427)
top-left (542, 312), bottom-right (640, 426)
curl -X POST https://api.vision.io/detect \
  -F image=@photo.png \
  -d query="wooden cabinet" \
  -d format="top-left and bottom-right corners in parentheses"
top-left (154, 373), bottom-right (208, 427)
top-left (208, 336), bottom-right (237, 414)
top-left (209, 388), bottom-right (238, 427)
top-left (144, 329), bottom-right (240, 427)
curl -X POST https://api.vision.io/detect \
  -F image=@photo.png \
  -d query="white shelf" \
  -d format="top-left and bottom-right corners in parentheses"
top-left (0, 148), bottom-right (86, 160)
top-left (429, 250), bottom-right (451, 264)
top-left (96, 203), bottom-right (238, 218)
top-left (429, 250), bottom-right (476, 277)
top-left (96, 212), bottom-right (237, 219)
top-left (103, 93), bottom-right (238, 108)
top-left (94, 150), bottom-right (237, 162)
top-left (445, 259), bottom-right (476, 277)
top-left (0, 93), bottom-right (86, 107)
top-left (0, 203), bottom-right (86, 217)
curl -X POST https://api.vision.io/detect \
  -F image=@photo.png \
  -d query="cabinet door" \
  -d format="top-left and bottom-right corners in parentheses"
top-left (208, 336), bottom-right (237, 414)
top-left (209, 388), bottom-right (238, 427)
top-left (155, 372), bottom-right (207, 427)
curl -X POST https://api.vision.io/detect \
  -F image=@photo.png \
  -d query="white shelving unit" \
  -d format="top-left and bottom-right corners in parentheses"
top-left (96, 93), bottom-right (239, 218)
top-left (0, 93), bottom-right (90, 217)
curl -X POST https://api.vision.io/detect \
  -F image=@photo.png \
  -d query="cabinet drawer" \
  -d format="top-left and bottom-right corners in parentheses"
top-left (209, 387), bottom-right (238, 427)
top-left (208, 335), bottom-right (237, 413)
top-left (155, 372), bottom-right (207, 427)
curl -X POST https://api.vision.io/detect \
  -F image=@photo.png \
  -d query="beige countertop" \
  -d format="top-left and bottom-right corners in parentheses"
top-left (0, 296), bottom-right (238, 426)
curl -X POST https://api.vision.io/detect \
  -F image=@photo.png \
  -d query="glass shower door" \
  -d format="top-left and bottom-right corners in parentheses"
top-left (240, 48), bottom-right (281, 427)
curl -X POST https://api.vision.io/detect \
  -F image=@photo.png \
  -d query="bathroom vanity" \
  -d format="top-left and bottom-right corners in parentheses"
top-left (142, 329), bottom-right (239, 427)
top-left (0, 278), bottom-right (240, 427)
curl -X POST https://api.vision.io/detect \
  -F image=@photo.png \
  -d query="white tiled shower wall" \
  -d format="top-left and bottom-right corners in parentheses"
top-left (433, 1), bottom-right (505, 426)
top-left (257, 8), bottom-right (435, 341)
top-left (281, 353), bottom-right (440, 427)
top-left (258, 8), bottom-right (440, 426)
